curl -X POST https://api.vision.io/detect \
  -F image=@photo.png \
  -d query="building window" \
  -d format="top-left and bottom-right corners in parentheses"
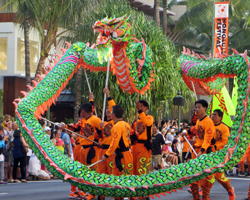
top-left (0, 37), bottom-right (7, 70)
top-left (17, 38), bottom-right (39, 73)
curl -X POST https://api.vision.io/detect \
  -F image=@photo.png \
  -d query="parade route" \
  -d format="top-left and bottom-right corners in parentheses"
top-left (0, 178), bottom-right (248, 200)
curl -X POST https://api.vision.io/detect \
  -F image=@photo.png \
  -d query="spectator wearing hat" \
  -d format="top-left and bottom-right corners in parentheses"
top-left (164, 129), bottom-right (171, 141)
top-left (168, 129), bottom-right (176, 142)
top-left (44, 127), bottom-right (51, 137)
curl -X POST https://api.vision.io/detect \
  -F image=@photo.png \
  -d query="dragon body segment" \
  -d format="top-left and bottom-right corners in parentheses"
top-left (14, 16), bottom-right (250, 197)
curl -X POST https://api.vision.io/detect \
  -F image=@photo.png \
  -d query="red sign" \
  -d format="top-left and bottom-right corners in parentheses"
top-left (213, 2), bottom-right (229, 56)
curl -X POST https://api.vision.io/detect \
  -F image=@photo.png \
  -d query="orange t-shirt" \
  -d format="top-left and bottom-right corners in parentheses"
top-left (100, 119), bottom-right (114, 146)
top-left (81, 115), bottom-right (102, 146)
top-left (132, 112), bottom-right (154, 141)
top-left (214, 122), bottom-right (230, 151)
top-left (182, 132), bottom-right (193, 152)
top-left (195, 115), bottom-right (216, 151)
top-left (105, 121), bottom-right (132, 157)
top-left (99, 98), bottom-right (116, 146)
top-left (67, 118), bottom-right (86, 145)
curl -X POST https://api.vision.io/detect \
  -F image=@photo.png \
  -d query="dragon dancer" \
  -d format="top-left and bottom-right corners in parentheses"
top-left (96, 88), bottom-right (116, 200)
top-left (80, 102), bottom-right (102, 200)
top-left (202, 109), bottom-right (235, 200)
top-left (131, 100), bottom-right (153, 177)
top-left (67, 93), bottom-right (95, 199)
top-left (101, 105), bottom-right (133, 200)
top-left (238, 144), bottom-right (250, 177)
top-left (190, 99), bottom-right (216, 200)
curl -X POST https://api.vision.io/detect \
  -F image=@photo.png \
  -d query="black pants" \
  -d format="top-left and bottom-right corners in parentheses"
top-left (13, 155), bottom-right (26, 180)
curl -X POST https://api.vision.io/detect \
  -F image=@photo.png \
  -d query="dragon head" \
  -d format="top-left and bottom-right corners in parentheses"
top-left (93, 15), bottom-right (133, 46)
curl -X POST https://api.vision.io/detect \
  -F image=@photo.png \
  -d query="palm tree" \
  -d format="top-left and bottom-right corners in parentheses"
top-left (163, 0), bottom-right (167, 35)
top-left (174, 0), bottom-right (250, 55)
top-left (1, 0), bottom-right (38, 90)
top-left (15, 0), bottom-right (35, 91)
top-left (154, 0), bottom-right (160, 27)
top-left (31, 0), bottom-right (90, 82)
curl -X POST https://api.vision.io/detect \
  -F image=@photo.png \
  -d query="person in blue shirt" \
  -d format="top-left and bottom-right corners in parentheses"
top-left (0, 125), bottom-right (9, 184)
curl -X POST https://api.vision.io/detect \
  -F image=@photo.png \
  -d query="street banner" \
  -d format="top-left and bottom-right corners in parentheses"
top-left (213, 2), bottom-right (229, 56)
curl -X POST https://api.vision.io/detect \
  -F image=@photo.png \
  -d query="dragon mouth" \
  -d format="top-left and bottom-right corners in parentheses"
top-left (94, 28), bottom-right (114, 46)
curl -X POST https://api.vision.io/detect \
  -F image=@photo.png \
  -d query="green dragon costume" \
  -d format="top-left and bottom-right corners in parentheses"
top-left (13, 16), bottom-right (249, 198)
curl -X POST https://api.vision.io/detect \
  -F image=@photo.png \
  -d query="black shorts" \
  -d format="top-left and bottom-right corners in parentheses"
top-left (182, 152), bottom-right (191, 160)
top-left (3, 149), bottom-right (10, 162)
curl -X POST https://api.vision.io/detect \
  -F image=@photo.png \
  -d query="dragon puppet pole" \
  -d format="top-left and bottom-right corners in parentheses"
top-left (102, 59), bottom-right (111, 122)
top-left (83, 68), bottom-right (98, 117)
top-left (38, 116), bottom-right (99, 145)
top-left (135, 93), bottom-right (139, 134)
top-left (185, 136), bottom-right (196, 159)
top-left (87, 153), bottom-right (115, 169)
top-left (184, 135), bottom-right (198, 157)
top-left (191, 81), bottom-right (198, 101)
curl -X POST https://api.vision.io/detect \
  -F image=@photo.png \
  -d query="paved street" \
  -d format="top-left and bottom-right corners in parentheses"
top-left (0, 177), bottom-right (249, 200)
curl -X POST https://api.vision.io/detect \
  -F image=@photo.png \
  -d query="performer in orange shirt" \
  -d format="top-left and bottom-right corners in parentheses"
top-left (131, 100), bottom-right (153, 177)
top-left (189, 99), bottom-right (216, 200)
top-left (97, 88), bottom-right (117, 176)
top-left (239, 144), bottom-right (250, 177)
top-left (204, 109), bottom-right (235, 200)
top-left (98, 106), bottom-right (114, 175)
top-left (101, 105), bottom-right (133, 200)
top-left (80, 102), bottom-right (102, 200)
top-left (67, 93), bottom-right (95, 199)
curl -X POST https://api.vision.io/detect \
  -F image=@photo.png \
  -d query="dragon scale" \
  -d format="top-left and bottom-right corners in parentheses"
top-left (14, 16), bottom-right (250, 197)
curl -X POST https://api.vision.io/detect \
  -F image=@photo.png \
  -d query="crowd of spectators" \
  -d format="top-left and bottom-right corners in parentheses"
top-left (152, 119), bottom-right (191, 170)
top-left (0, 114), bottom-right (76, 184)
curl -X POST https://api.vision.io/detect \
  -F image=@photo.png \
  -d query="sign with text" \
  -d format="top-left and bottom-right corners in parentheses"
top-left (213, 2), bottom-right (229, 56)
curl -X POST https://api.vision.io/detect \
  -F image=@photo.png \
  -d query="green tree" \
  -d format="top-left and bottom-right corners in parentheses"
top-left (32, 0), bottom-right (90, 82)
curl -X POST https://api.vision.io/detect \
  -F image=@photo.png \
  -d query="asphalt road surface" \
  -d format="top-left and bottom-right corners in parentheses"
top-left (0, 177), bottom-right (249, 200)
